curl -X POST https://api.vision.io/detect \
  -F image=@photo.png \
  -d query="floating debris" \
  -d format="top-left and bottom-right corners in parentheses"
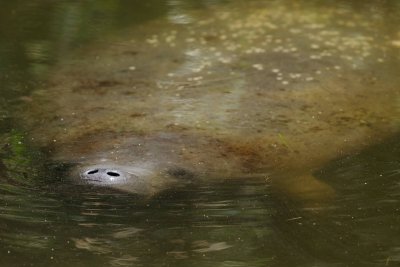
top-left (252, 64), bottom-right (264, 71)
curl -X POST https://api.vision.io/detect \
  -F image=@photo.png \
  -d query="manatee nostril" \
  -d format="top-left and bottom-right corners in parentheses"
top-left (106, 171), bottom-right (120, 177)
top-left (87, 169), bottom-right (99, 175)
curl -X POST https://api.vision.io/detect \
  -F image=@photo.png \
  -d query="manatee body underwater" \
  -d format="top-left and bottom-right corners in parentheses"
top-left (22, 1), bottom-right (400, 204)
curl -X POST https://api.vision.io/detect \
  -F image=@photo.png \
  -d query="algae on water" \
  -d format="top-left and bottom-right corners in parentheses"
top-left (0, 130), bottom-right (42, 185)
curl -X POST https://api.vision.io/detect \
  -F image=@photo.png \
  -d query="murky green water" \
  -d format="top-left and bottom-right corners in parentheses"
top-left (1, 0), bottom-right (400, 266)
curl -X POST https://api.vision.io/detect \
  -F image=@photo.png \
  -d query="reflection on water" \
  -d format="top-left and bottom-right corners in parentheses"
top-left (0, 180), bottom-right (274, 266)
top-left (0, 0), bottom-right (400, 266)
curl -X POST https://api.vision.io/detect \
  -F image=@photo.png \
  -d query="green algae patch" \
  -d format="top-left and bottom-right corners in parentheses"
top-left (0, 130), bottom-right (44, 185)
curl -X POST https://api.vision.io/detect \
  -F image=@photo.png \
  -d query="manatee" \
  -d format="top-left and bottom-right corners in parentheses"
top-left (22, 1), bottom-right (400, 204)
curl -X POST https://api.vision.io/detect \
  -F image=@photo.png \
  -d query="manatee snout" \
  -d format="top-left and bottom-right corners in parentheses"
top-left (70, 163), bottom-right (152, 194)
top-left (80, 167), bottom-right (133, 186)
top-left (72, 162), bottom-right (182, 195)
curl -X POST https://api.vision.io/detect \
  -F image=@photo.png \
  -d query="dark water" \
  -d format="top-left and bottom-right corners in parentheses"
top-left (1, 0), bottom-right (400, 266)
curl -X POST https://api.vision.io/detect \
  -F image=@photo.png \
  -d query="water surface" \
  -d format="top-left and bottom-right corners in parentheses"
top-left (0, 1), bottom-right (400, 266)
